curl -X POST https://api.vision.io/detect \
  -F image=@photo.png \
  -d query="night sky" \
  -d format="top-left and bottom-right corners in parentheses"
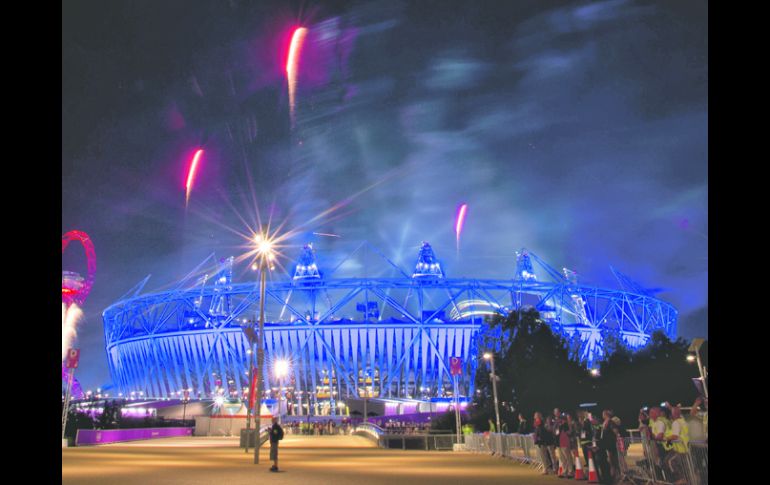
top-left (62, 0), bottom-right (708, 392)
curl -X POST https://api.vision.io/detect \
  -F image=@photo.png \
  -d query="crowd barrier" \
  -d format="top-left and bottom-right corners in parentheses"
top-left (464, 433), bottom-right (545, 471)
top-left (615, 435), bottom-right (708, 485)
top-left (464, 432), bottom-right (707, 484)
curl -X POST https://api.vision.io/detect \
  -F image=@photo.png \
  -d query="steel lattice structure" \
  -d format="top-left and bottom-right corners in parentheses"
top-left (103, 243), bottom-right (677, 408)
top-left (62, 230), bottom-right (96, 306)
top-left (62, 230), bottom-right (96, 400)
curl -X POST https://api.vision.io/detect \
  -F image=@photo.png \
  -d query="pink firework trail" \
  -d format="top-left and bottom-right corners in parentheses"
top-left (185, 148), bottom-right (204, 205)
top-left (286, 27), bottom-right (308, 126)
top-left (455, 203), bottom-right (468, 252)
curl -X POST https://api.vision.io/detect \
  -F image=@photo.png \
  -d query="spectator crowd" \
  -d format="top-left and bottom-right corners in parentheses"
top-left (285, 420), bottom-right (348, 435)
top-left (524, 396), bottom-right (707, 485)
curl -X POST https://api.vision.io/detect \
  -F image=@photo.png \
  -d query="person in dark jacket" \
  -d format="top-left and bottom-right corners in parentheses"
top-left (545, 409), bottom-right (561, 474)
top-left (595, 410), bottom-right (619, 484)
top-left (533, 412), bottom-right (555, 474)
top-left (269, 417), bottom-right (284, 472)
top-left (558, 414), bottom-right (575, 477)
top-left (517, 413), bottom-right (531, 434)
top-left (578, 412), bottom-right (595, 468)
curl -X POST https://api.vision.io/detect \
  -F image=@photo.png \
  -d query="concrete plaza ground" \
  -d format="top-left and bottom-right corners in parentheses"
top-left (62, 434), bottom-right (572, 484)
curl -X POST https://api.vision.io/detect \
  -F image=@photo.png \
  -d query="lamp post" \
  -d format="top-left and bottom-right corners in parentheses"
top-left (243, 330), bottom-right (255, 454)
top-left (182, 389), bottom-right (190, 422)
top-left (252, 233), bottom-right (275, 465)
top-left (483, 352), bottom-right (501, 433)
top-left (252, 266), bottom-right (266, 464)
top-left (688, 338), bottom-right (708, 398)
top-left (362, 372), bottom-right (370, 423)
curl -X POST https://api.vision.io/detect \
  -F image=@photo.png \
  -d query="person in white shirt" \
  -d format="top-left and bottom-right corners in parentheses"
top-left (648, 407), bottom-right (669, 476)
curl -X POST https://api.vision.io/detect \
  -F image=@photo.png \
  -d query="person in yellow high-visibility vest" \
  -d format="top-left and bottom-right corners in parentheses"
top-left (665, 405), bottom-right (690, 485)
top-left (649, 407), bottom-right (670, 478)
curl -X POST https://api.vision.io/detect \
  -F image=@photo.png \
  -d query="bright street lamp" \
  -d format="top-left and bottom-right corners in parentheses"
top-left (254, 234), bottom-right (273, 255)
top-left (483, 352), bottom-right (501, 433)
top-left (251, 231), bottom-right (276, 465)
top-left (274, 359), bottom-right (290, 379)
top-left (274, 359), bottom-right (291, 421)
top-left (688, 338), bottom-right (708, 398)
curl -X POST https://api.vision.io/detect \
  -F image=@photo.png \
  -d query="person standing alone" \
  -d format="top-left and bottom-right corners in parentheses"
top-left (269, 417), bottom-right (284, 472)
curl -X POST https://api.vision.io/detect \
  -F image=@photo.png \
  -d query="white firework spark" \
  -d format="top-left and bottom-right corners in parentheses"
top-left (62, 303), bottom-right (82, 362)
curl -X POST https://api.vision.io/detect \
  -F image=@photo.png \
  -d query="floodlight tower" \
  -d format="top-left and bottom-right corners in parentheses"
top-left (514, 249), bottom-right (537, 282)
top-left (412, 242), bottom-right (445, 279)
top-left (293, 243), bottom-right (321, 280)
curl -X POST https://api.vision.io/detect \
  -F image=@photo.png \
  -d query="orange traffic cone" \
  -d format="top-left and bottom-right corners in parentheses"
top-left (587, 450), bottom-right (599, 483)
top-left (574, 453), bottom-right (585, 480)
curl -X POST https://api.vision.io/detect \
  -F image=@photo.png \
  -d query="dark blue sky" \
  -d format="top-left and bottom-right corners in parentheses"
top-left (62, 0), bottom-right (708, 391)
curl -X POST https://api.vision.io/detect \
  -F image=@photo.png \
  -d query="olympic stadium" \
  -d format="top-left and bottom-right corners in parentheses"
top-left (102, 242), bottom-right (677, 412)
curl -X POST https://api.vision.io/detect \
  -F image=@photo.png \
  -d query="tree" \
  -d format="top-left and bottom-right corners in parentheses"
top-left (469, 308), bottom-right (706, 432)
top-left (592, 331), bottom-right (702, 426)
top-left (471, 307), bottom-right (592, 430)
top-left (430, 410), bottom-right (466, 434)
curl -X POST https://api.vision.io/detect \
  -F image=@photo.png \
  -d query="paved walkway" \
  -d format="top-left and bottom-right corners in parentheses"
top-left (63, 434), bottom-right (571, 484)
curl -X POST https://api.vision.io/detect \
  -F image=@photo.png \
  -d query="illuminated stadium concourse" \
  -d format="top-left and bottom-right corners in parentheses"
top-left (103, 243), bottom-right (677, 410)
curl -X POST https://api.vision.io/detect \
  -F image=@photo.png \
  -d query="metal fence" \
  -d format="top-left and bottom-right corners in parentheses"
top-left (352, 422), bottom-right (383, 442)
top-left (616, 435), bottom-right (708, 485)
top-left (380, 434), bottom-right (460, 450)
top-left (463, 432), bottom-right (707, 484)
top-left (352, 423), bottom-right (459, 450)
top-left (684, 441), bottom-right (708, 485)
top-left (464, 433), bottom-right (544, 471)
top-left (352, 426), bottom-right (707, 483)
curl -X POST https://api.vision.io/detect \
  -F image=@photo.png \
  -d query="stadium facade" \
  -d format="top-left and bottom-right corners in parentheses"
top-left (103, 243), bottom-right (677, 413)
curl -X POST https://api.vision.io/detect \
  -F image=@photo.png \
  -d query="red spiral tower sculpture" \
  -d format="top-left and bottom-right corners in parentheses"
top-left (62, 230), bottom-right (96, 399)
top-left (62, 230), bottom-right (96, 306)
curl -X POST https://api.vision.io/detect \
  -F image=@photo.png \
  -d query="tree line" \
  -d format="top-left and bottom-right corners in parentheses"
top-left (436, 307), bottom-right (706, 432)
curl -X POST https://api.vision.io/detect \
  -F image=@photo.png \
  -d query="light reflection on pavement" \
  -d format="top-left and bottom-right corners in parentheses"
top-left (63, 434), bottom-right (567, 484)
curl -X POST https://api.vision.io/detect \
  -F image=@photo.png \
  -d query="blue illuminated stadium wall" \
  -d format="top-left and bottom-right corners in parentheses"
top-left (103, 243), bottom-right (677, 406)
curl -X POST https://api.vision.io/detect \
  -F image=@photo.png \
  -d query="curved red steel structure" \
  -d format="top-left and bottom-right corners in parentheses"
top-left (62, 230), bottom-right (96, 305)
top-left (62, 230), bottom-right (96, 399)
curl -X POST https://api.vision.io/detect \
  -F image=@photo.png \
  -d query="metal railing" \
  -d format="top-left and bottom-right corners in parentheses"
top-left (352, 422), bottom-right (384, 442)
top-left (615, 434), bottom-right (708, 485)
top-left (464, 433), bottom-right (544, 471)
top-left (350, 423), bottom-right (384, 448)
top-left (380, 434), bottom-right (460, 450)
top-left (352, 423), bottom-right (460, 450)
top-left (463, 432), bottom-right (707, 484)
top-left (684, 441), bottom-right (708, 485)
